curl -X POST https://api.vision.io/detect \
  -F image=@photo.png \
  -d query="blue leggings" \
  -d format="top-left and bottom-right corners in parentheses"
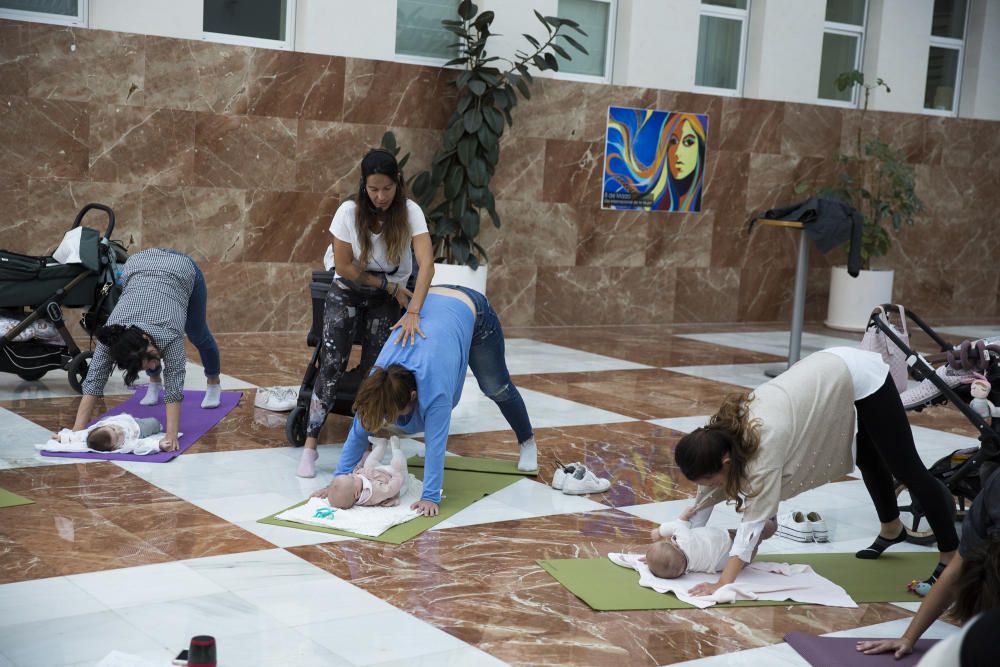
top-left (148, 253), bottom-right (220, 379)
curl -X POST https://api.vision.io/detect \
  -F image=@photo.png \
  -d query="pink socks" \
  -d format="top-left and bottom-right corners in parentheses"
top-left (296, 448), bottom-right (318, 478)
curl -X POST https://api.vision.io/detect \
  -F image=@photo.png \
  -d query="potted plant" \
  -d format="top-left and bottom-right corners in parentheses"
top-left (410, 1), bottom-right (587, 293)
top-left (821, 71), bottom-right (924, 331)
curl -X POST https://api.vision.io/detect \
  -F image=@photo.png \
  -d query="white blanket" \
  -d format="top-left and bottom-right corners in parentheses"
top-left (278, 474), bottom-right (423, 537)
top-left (36, 432), bottom-right (171, 456)
top-left (608, 552), bottom-right (857, 609)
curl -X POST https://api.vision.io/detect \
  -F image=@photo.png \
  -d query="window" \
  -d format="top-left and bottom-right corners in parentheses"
top-left (695, 0), bottom-right (750, 94)
top-left (396, 0), bottom-right (457, 62)
top-left (924, 0), bottom-right (967, 114)
top-left (0, 0), bottom-right (87, 26)
top-left (818, 0), bottom-right (868, 105)
top-left (553, 0), bottom-right (616, 82)
top-left (202, 0), bottom-right (295, 50)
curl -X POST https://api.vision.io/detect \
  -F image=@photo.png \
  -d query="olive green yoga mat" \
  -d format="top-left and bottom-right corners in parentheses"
top-left (538, 551), bottom-right (940, 611)
top-left (407, 454), bottom-right (538, 476)
top-left (0, 488), bottom-right (33, 508)
top-left (259, 466), bottom-right (522, 544)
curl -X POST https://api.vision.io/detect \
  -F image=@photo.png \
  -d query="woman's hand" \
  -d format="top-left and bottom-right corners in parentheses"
top-left (391, 309), bottom-right (426, 347)
top-left (159, 436), bottom-right (180, 452)
top-left (411, 499), bottom-right (439, 516)
top-left (688, 580), bottom-right (725, 597)
top-left (855, 638), bottom-right (914, 659)
top-left (310, 485), bottom-right (330, 499)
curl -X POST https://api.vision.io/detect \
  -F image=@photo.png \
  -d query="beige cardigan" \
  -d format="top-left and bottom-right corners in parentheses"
top-left (691, 351), bottom-right (857, 560)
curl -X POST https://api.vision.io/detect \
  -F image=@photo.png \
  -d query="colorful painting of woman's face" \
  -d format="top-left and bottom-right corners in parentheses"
top-left (667, 120), bottom-right (700, 180)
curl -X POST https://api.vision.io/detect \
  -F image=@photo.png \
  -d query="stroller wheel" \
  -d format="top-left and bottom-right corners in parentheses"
top-left (894, 482), bottom-right (949, 546)
top-left (286, 405), bottom-right (307, 447)
top-left (67, 351), bottom-right (93, 394)
top-left (16, 368), bottom-right (47, 382)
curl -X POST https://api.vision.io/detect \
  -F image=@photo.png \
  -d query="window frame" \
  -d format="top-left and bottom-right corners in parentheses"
top-left (816, 1), bottom-right (869, 109)
top-left (393, 0), bottom-right (460, 67)
top-left (549, 0), bottom-right (617, 84)
top-left (200, 0), bottom-right (297, 52)
top-left (0, 0), bottom-right (87, 27)
top-left (923, 1), bottom-right (969, 117)
top-left (692, 0), bottom-right (751, 97)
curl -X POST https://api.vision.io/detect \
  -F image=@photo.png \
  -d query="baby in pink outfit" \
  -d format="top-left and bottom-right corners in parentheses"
top-left (321, 436), bottom-right (410, 508)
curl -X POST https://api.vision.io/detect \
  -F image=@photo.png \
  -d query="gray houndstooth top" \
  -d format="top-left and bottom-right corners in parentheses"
top-left (82, 249), bottom-right (196, 403)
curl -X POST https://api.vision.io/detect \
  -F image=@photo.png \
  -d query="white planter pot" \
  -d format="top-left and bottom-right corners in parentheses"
top-left (431, 262), bottom-right (488, 295)
top-left (825, 265), bottom-right (894, 332)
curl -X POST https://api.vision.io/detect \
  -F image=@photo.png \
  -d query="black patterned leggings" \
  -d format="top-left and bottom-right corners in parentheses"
top-left (306, 284), bottom-right (398, 438)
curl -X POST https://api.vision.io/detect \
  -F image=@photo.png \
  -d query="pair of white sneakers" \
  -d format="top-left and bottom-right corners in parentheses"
top-left (777, 510), bottom-right (829, 543)
top-left (254, 386), bottom-right (299, 412)
top-left (551, 462), bottom-right (612, 495)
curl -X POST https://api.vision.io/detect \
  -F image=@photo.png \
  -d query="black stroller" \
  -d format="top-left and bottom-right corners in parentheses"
top-left (285, 268), bottom-right (415, 445)
top-left (0, 204), bottom-right (127, 392)
top-left (865, 305), bottom-right (1000, 544)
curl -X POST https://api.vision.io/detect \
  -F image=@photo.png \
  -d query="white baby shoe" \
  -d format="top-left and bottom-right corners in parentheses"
top-left (561, 466), bottom-right (612, 495)
top-left (777, 511), bottom-right (813, 542)
top-left (551, 462), bottom-right (582, 491)
top-left (806, 511), bottom-right (829, 542)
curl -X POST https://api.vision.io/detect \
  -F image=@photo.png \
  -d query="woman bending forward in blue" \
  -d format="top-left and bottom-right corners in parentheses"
top-left (326, 285), bottom-right (538, 516)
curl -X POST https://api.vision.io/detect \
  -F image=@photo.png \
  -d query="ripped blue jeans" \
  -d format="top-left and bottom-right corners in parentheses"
top-left (448, 285), bottom-right (534, 444)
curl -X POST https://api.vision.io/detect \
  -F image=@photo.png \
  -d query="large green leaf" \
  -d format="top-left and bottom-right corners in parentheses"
top-left (561, 34), bottom-right (588, 54)
top-left (484, 139), bottom-right (500, 166)
top-left (515, 76), bottom-right (531, 99)
top-left (483, 106), bottom-right (504, 134)
top-left (468, 79), bottom-right (487, 96)
top-left (460, 210), bottom-right (480, 238)
top-left (473, 10), bottom-right (495, 30)
top-left (445, 165), bottom-right (464, 199)
top-left (451, 238), bottom-right (471, 265)
top-left (468, 185), bottom-right (489, 207)
top-left (457, 135), bottom-right (477, 167)
top-left (411, 171), bottom-right (431, 199)
top-left (463, 108), bottom-right (483, 133)
top-left (467, 158), bottom-right (488, 187)
top-left (444, 120), bottom-right (465, 148)
top-left (458, 1), bottom-right (477, 21)
top-left (550, 43), bottom-right (570, 60)
top-left (477, 123), bottom-right (496, 150)
top-left (457, 94), bottom-right (474, 114)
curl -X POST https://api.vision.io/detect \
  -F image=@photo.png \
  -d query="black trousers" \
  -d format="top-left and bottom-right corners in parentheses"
top-left (855, 374), bottom-right (960, 552)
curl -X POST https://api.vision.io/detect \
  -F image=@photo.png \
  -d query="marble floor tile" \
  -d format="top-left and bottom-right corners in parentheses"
top-left (0, 406), bottom-right (93, 470)
top-left (182, 548), bottom-right (335, 592)
top-left (934, 325), bottom-right (999, 340)
top-left (663, 362), bottom-right (776, 390)
top-left (0, 576), bottom-right (108, 628)
top-left (503, 338), bottom-right (653, 374)
top-left (675, 331), bottom-right (861, 359)
top-left (204, 626), bottom-right (352, 667)
top-left (514, 369), bottom-right (748, 420)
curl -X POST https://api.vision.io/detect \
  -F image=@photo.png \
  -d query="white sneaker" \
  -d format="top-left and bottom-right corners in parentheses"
top-left (777, 511), bottom-right (813, 542)
top-left (254, 386), bottom-right (299, 412)
top-left (806, 511), bottom-right (829, 542)
top-left (552, 463), bottom-right (582, 491)
top-left (900, 365), bottom-right (973, 410)
top-left (561, 467), bottom-right (611, 495)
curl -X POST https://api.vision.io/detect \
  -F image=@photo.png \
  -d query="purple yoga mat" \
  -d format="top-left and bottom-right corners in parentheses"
top-left (41, 388), bottom-right (243, 462)
top-left (784, 632), bottom-right (939, 667)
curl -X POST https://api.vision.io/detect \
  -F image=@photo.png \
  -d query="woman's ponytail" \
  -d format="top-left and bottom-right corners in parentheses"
top-left (96, 324), bottom-right (127, 347)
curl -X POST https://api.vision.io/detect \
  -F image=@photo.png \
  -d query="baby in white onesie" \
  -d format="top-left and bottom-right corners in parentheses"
top-left (645, 507), bottom-right (777, 579)
top-left (43, 414), bottom-right (170, 455)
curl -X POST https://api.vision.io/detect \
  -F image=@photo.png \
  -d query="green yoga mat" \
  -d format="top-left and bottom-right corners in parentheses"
top-left (259, 467), bottom-right (521, 544)
top-left (407, 454), bottom-right (538, 476)
top-left (539, 551), bottom-right (940, 611)
top-left (0, 488), bottom-right (33, 509)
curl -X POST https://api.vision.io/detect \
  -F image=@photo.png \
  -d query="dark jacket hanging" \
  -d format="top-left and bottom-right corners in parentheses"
top-left (750, 197), bottom-right (864, 277)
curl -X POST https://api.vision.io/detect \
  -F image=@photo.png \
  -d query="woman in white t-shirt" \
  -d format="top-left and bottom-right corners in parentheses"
top-left (297, 148), bottom-right (434, 478)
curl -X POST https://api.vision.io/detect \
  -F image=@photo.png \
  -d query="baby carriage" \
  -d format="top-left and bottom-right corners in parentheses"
top-left (284, 266), bottom-right (416, 446)
top-left (0, 204), bottom-right (128, 392)
top-left (864, 305), bottom-right (1000, 545)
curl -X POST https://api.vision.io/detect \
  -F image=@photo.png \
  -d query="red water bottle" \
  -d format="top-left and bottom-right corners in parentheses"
top-left (187, 635), bottom-right (216, 667)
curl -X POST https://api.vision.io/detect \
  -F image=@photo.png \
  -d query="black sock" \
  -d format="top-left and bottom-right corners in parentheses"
top-left (855, 528), bottom-right (907, 559)
top-left (923, 561), bottom-right (947, 586)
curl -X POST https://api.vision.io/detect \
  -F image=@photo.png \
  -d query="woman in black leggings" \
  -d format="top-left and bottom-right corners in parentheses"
top-left (670, 346), bottom-right (958, 597)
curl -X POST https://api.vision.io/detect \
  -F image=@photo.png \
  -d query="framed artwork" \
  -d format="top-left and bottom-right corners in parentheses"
top-left (602, 105), bottom-right (709, 212)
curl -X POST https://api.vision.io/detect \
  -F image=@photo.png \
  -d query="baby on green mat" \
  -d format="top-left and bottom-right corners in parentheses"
top-left (313, 435), bottom-right (410, 509)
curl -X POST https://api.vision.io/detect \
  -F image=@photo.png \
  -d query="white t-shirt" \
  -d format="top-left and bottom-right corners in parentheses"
top-left (823, 346), bottom-right (890, 400)
top-left (329, 199), bottom-right (428, 286)
top-left (657, 520), bottom-right (733, 573)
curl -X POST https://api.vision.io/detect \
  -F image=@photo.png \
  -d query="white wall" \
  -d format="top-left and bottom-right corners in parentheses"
top-left (613, 0), bottom-right (700, 91)
top-left (743, 0), bottom-right (826, 103)
top-left (29, 0), bottom-right (1000, 120)
top-left (863, 0), bottom-right (934, 113)
top-left (960, 0), bottom-right (1000, 121)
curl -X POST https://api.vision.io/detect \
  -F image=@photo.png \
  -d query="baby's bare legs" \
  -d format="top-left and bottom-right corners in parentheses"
top-left (365, 437), bottom-right (388, 472)
top-left (389, 436), bottom-right (409, 494)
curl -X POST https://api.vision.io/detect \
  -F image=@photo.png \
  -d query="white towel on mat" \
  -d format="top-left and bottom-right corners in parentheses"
top-left (278, 474), bottom-right (423, 537)
top-left (608, 552), bottom-right (857, 609)
top-left (36, 432), bottom-right (171, 456)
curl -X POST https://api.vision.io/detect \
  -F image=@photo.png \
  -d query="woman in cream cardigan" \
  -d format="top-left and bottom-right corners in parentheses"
top-left (671, 346), bottom-right (959, 597)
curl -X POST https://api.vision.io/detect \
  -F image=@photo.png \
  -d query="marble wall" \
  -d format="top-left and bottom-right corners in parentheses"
top-left (1, 19), bottom-right (998, 332)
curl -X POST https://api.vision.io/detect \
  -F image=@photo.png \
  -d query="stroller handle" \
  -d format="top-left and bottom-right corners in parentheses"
top-left (71, 203), bottom-right (115, 240)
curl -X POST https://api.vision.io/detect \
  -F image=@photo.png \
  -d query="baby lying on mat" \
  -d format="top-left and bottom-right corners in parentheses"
top-left (43, 414), bottom-right (173, 455)
top-left (646, 508), bottom-right (777, 578)
top-left (315, 435), bottom-right (409, 508)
